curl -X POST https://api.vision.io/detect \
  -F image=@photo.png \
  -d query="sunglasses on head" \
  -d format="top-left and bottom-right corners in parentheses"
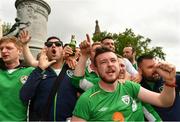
top-left (45, 41), bottom-right (63, 47)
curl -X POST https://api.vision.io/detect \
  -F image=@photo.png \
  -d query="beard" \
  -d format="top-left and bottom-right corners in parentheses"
top-left (142, 74), bottom-right (161, 82)
top-left (99, 73), bottom-right (119, 84)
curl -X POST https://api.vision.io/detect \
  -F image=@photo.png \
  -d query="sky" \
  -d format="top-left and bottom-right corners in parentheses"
top-left (0, 0), bottom-right (180, 71)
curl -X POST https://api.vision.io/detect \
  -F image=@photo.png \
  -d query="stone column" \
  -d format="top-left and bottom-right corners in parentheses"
top-left (15, 0), bottom-right (51, 57)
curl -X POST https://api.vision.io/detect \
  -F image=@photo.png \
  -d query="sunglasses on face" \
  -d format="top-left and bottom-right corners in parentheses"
top-left (45, 41), bottom-right (63, 47)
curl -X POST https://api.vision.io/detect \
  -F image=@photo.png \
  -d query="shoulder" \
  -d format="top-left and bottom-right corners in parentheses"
top-left (119, 80), bottom-right (141, 97)
top-left (80, 84), bottom-right (101, 99)
top-left (124, 80), bottom-right (141, 87)
top-left (19, 66), bottom-right (34, 72)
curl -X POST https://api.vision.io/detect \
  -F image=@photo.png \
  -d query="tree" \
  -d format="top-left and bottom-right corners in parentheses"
top-left (2, 22), bottom-right (12, 35)
top-left (92, 28), bottom-right (166, 60)
top-left (92, 31), bottom-right (113, 42)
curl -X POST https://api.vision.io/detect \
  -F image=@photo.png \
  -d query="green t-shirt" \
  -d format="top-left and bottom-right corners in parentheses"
top-left (73, 81), bottom-right (145, 121)
top-left (0, 67), bottom-right (34, 121)
top-left (72, 66), bottom-right (162, 121)
top-left (133, 63), bottom-right (138, 70)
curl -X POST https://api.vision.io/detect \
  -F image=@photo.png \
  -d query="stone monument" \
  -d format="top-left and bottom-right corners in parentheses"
top-left (15, 0), bottom-right (51, 56)
top-left (3, 17), bottom-right (31, 37)
top-left (93, 20), bottom-right (101, 36)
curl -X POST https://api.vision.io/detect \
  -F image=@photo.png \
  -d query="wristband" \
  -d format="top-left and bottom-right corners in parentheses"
top-left (164, 80), bottom-right (176, 88)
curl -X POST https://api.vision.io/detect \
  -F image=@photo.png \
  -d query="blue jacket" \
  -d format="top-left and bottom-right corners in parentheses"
top-left (20, 65), bottom-right (78, 121)
top-left (141, 74), bottom-right (180, 121)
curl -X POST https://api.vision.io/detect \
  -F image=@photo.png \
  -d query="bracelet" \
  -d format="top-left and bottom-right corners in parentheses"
top-left (164, 81), bottom-right (176, 88)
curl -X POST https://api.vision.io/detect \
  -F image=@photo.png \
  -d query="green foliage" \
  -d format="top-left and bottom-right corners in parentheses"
top-left (92, 31), bottom-right (113, 42)
top-left (2, 22), bottom-right (12, 35)
top-left (92, 28), bottom-right (166, 60)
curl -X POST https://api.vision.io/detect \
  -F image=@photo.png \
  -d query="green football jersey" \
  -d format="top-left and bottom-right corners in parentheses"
top-left (73, 81), bottom-right (145, 121)
top-left (0, 67), bottom-right (34, 121)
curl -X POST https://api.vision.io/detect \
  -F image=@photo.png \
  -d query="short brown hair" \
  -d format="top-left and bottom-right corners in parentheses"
top-left (92, 42), bottom-right (101, 47)
top-left (100, 36), bottom-right (113, 43)
top-left (0, 36), bottom-right (23, 49)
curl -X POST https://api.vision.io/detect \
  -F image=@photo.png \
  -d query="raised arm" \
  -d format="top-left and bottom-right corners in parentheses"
top-left (138, 61), bottom-right (176, 107)
top-left (73, 34), bottom-right (91, 77)
top-left (18, 30), bottom-right (39, 67)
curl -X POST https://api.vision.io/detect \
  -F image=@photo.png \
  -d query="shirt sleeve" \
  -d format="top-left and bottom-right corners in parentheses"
top-left (71, 75), bottom-right (84, 88)
top-left (19, 67), bottom-right (45, 105)
top-left (73, 94), bottom-right (91, 120)
top-left (125, 80), bottom-right (141, 98)
top-left (71, 75), bottom-right (94, 91)
top-left (123, 58), bottom-right (138, 76)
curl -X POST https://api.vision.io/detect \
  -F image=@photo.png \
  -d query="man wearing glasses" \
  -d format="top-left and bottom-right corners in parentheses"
top-left (20, 36), bottom-right (78, 121)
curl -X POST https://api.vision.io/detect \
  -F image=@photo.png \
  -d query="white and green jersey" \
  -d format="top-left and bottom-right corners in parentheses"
top-left (73, 81), bottom-right (145, 121)
top-left (0, 67), bottom-right (34, 121)
top-left (71, 65), bottom-right (100, 91)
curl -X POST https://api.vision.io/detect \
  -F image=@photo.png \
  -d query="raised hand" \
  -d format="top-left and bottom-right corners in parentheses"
top-left (155, 61), bottom-right (176, 84)
top-left (38, 48), bottom-right (56, 70)
top-left (63, 45), bottom-right (73, 59)
top-left (65, 56), bottom-right (77, 69)
top-left (79, 34), bottom-right (91, 56)
top-left (18, 30), bottom-right (31, 45)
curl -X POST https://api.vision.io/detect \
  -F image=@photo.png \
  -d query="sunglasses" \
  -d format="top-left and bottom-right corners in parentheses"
top-left (45, 41), bottom-right (63, 47)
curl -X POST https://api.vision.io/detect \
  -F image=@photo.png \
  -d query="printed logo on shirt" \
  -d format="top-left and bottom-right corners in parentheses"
top-left (121, 95), bottom-right (130, 105)
top-left (66, 69), bottom-right (74, 78)
top-left (159, 86), bottom-right (163, 92)
top-left (98, 107), bottom-right (108, 112)
top-left (42, 74), bottom-right (47, 79)
top-left (20, 75), bottom-right (29, 84)
top-left (112, 112), bottom-right (124, 122)
top-left (132, 100), bottom-right (137, 112)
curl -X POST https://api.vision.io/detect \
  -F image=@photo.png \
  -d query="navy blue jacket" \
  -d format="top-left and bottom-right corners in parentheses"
top-left (141, 74), bottom-right (180, 121)
top-left (20, 65), bottom-right (78, 121)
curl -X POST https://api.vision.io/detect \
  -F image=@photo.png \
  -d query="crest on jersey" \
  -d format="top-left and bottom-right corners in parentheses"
top-left (20, 75), bottom-right (28, 84)
top-left (121, 95), bottom-right (130, 105)
top-left (66, 69), bottom-right (74, 78)
top-left (159, 86), bottom-right (163, 92)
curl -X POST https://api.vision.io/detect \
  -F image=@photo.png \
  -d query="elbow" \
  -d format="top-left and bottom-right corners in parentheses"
top-left (162, 94), bottom-right (175, 107)
top-left (19, 87), bottom-right (32, 105)
top-left (165, 97), bottom-right (175, 107)
top-left (19, 91), bottom-right (29, 105)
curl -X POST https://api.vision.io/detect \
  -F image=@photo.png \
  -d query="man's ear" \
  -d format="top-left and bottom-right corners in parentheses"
top-left (133, 51), bottom-right (136, 57)
top-left (93, 66), bottom-right (99, 75)
top-left (18, 47), bottom-right (23, 56)
top-left (138, 67), bottom-right (142, 75)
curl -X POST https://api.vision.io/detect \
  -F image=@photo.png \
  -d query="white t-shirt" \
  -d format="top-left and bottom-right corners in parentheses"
top-left (123, 58), bottom-right (138, 76)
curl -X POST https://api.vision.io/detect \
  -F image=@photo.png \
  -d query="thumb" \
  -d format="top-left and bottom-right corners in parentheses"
top-left (49, 60), bottom-right (56, 66)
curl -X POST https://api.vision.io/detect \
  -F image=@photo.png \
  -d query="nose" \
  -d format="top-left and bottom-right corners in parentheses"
top-left (51, 43), bottom-right (56, 47)
top-left (109, 44), bottom-right (113, 48)
top-left (107, 60), bottom-right (113, 66)
top-left (1, 48), bottom-right (7, 53)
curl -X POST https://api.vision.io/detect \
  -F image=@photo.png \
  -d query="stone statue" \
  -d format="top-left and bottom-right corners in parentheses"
top-left (4, 17), bottom-right (31, 37)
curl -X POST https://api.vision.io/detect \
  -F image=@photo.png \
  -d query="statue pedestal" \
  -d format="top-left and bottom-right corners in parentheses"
top-left (15, 0), bottom-right (51, 57)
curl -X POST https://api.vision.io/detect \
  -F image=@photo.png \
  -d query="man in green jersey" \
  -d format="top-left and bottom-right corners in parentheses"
top-left (123, 46), bottom-right (138, 70)
top-left (72, 36), bottom-right (162, 121)
top-left (0, 36), bottom-right (34, 121)
top-left (72, 47), bottom-right (176, 121)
